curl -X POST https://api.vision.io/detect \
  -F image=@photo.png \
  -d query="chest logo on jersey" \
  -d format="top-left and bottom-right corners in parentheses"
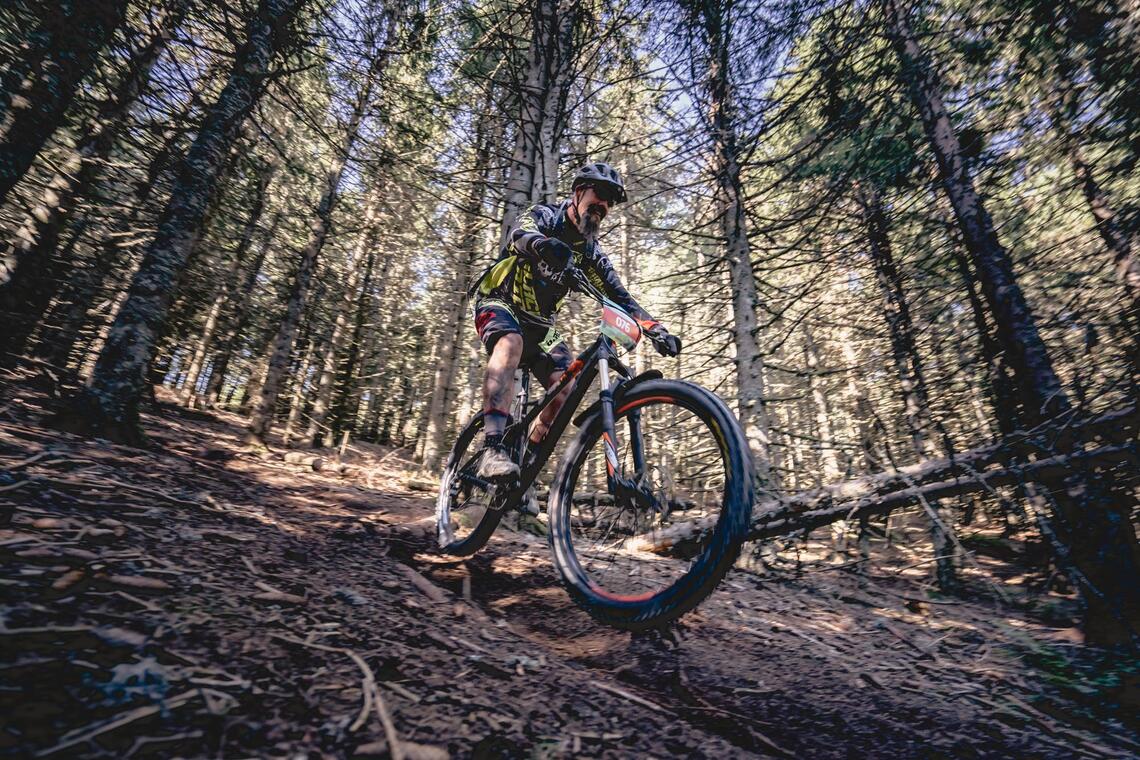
top-left (536, 259), bottom-right (570, 284)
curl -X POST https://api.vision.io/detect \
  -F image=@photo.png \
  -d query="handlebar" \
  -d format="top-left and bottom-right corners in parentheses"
top-left (565, 264), bottom-right (603, 302)
top-left (565, 265), bottom-right (681, 357)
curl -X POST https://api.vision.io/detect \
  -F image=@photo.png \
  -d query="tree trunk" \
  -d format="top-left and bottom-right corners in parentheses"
top-left (350, 235), bottom-right (399, 443)
top-left (803, 323), bottom-right (849, 555)
top-left (1065, 138), bottom-right (1140, 387)
top-left (246, 179), bottom-right (341, 446)
top-left (839, 323), bottom-right (885, 568)
top-left (885, 0), bottom-right (1140, 644)
top-left (0, 4), bottom-right (55, 121)
top-left (498, 0), bottom-right (579, 247)
top-left (56, 0), bottom-right (305, 444)
top-left (282, 337), bottom-right (316, 447)
top-left (305, 200), bottom-right (379, 446)
top-left (346, 274), bottom-right (388, 443)
top-left (329, 248), bottom-right (376, 442)
top-left (885, 0), bottom-right (1063, 423)
top-left (694, 0), bottom-right (772, 480)
top-left (0, 3), bottom-right (186, 365)
top-left (630, 439), bottom-right (1137, 556)
top-left (180, 171), bottom-right (271, 405)
top-left (803, 325), bottom-right (841, 485)
top-left (238, 325), bottom-right (280, 415)
top-left (40, 124), bottom-right (189, 374)
top-left (0, 0), bottom-right (128, 204)
top-left (204, 209), bottom-right (281, 406)
top-left (247, 12), bottom-right (395, 446)
top-left (422, 100), bottom-right (495, 471)
top-left (950, 246), bottom-right (1015, 434)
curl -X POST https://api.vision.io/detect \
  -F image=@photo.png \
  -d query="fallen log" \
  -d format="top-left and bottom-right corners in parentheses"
top-left (745, 441), bottom-right (1136, 542)
top-left (283, 451), bottom-right (325, 471)
top-left (767, 404), bottom-right (1137, 509)
top-left (623, 435), bottom-right (1137, 555)
top-left (570, 490), bottom-right (695, 511)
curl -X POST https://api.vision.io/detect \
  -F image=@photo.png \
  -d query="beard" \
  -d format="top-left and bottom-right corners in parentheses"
top-left (576, 203), bottom-right (606, 237)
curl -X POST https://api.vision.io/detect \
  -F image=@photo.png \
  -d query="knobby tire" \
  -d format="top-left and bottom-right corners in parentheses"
top-left (547, 379), bottom-right (754, 629)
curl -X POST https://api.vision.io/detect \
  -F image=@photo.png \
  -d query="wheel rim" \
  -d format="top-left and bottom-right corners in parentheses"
top-left (559, 395), bottom-right (731, 604)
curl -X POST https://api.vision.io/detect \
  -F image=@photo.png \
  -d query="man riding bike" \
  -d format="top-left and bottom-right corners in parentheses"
top-left (472, 161), bottom-right (681, 487)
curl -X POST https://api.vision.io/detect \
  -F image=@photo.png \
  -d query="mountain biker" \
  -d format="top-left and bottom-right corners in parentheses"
top-left (472, 161), bottom-right (681, 483)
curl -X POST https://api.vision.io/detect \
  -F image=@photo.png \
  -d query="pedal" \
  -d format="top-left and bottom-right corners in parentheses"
top-left (486, 475), bottom-right (522, 511)
top-left (517, 486), bottom-right (540, 516)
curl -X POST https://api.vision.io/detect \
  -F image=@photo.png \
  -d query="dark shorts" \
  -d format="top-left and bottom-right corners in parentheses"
top-left (474, 299), bottom-right (571, 380)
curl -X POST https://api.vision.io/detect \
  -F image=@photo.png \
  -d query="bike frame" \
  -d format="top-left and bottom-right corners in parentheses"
top-left (470, 332), bottom-right (651, 509)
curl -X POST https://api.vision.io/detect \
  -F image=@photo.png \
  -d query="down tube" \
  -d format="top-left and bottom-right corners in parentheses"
top-left (527, 342), bottom-right (603, 474)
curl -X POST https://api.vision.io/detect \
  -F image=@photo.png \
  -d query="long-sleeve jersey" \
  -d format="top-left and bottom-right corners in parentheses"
top-left (476, 200), bottom-right (655, 328)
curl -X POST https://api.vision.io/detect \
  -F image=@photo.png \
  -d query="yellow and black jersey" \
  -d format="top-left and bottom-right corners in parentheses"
top-left (476, 200), bottom-right (654, 328)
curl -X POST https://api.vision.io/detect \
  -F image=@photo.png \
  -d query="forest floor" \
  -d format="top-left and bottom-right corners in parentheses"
top-left (2, 371), bottom-right (1139, 759)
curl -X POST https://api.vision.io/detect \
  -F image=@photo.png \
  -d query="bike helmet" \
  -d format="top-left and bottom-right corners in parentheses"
top-left (571, 161), bottom-right (627, 204)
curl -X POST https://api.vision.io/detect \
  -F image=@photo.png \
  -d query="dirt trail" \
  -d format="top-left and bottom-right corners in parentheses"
top-left (1, 380), bottom-right (1137, 758)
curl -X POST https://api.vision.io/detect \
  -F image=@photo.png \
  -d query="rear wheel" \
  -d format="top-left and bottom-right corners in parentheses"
top-left (548, 380), bottom-right (753, 629)
top-left (436, 413), bottom-right (506, 556)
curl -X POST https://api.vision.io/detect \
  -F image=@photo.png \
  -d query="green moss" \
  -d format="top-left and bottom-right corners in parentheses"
top-left (1016, 638), bottom-right (1140, 727)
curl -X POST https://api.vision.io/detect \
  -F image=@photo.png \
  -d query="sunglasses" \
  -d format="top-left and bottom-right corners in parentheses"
top-left (582, 184), bottom-right (621, 204)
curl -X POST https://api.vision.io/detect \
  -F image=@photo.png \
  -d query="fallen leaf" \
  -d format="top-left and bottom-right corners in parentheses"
top-left (106, 574), bottom-right (173, 592)
top-left (403, 742), bottom-right (449, 760)
top-left (51, 569), bottom-right (86, 591)
top-left (252, 591), bottom-right (306, 605)
top-left (353, 741), bottom-right (387, 757)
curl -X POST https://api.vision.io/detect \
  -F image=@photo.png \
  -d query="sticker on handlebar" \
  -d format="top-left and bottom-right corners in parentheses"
top-left (600, 302), bottom-right (642, 351)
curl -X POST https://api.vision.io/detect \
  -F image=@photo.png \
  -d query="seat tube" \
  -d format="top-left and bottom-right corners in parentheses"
top-left (597, 356), bottom-right (620, 491)
top-left (514, 371), bottom-right (529, 416)
top-left (515, 371), bottom-right (530, 458)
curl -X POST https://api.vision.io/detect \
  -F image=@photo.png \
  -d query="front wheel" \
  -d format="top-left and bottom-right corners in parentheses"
top-left (548, 380), bottom-right (754, 629)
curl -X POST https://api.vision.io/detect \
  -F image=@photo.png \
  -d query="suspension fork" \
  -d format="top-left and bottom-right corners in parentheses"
top-left (596, 352), bottom-right (649, 496)
top-left (597, 354), bottom-right (620, 491)
top-left (596, 349), bottom-right (660, 514)
top-left (627, 407), bottom-right (647, 481)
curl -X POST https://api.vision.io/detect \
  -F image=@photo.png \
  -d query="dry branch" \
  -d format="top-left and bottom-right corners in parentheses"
top-left (271, 634), bottom-right (403, 759)
top-left (34, 689), bottom-right (199, 757)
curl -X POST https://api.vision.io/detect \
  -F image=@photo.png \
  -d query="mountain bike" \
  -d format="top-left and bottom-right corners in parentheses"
top-left (436, 269), bottom-right (754, 630)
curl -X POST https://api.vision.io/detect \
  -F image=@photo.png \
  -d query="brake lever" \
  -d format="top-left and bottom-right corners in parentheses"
top-left (567, 264), bottom-right (587, 290)
top-left (567, 265), bottom-right (600, 301)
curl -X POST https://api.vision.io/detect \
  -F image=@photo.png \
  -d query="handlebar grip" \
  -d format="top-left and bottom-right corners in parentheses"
top-left (648, 329), bottom-right (682, 357)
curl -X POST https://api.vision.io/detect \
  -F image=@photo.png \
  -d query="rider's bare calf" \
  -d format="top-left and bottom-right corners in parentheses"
top-left (483, 333), bottom-right (523, 438)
